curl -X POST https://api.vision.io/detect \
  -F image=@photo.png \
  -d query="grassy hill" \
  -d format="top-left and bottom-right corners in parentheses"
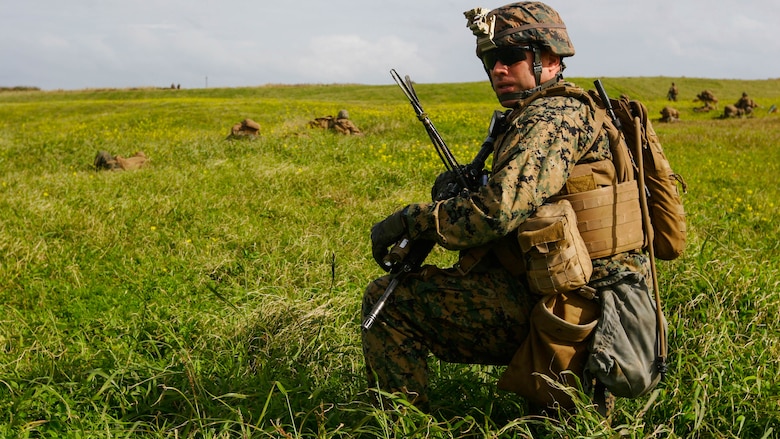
top-left (0, 77), bottom-right (778, 438)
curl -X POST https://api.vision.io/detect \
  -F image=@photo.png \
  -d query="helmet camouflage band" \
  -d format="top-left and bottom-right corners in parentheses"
top-left (465, 2), bottom-right (575, 58)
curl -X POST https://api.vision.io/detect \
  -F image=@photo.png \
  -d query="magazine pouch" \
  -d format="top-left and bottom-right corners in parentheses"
top-left (516, 199), bottom-right (593, 295)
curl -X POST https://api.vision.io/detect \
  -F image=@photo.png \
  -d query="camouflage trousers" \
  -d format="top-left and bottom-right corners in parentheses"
top-left (361, 264), bottom-right (532, 407)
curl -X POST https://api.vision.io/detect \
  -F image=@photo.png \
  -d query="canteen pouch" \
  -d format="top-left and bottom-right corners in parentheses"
top-left (498, 291), bottom-right (599, 408)
top-left (516, 199), bottom-right (593, 295)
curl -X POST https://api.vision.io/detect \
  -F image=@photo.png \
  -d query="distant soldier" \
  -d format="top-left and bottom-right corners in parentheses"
top-left (227, 118), bottom-right (260, 139)
top-left (666, 82), bottom-right (678, 101)
top-left (722, 104), bottom-right (745, 118)
top-left (694, 89), bottom-right (718, 112)
top-left (308, 115), bottom-right (334, 129)
top-left (660, 106), bottom-right (679, 123)
top-left (332, 110), bottom-right (363, 135)
top-left (734, 92), bottom-right (759, 116)
top-left (308, 109), bottom-right (363, 135)
top-left (94, 150), bottom-right (148, 171)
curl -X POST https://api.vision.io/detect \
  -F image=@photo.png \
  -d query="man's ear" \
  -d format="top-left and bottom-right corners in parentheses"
top-left (541, 52), bottom-right (562, 76)
top-left (543, 52), bottom-right (561, 68)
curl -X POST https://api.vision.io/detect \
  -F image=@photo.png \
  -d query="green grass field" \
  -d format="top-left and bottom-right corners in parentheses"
top-left (1, 76), bottom-right (779, 438)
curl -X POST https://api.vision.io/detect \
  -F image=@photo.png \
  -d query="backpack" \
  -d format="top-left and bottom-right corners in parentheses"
top-left (526, 83), bottom-right (687, 261)
top-left (602, 93), bottom-right (688, 261)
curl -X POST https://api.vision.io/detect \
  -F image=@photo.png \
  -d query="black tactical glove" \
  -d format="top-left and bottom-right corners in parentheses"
top-left (431, 167), bottom-right (464, 201)
top-left (370, 208), bottom-right (407, 271)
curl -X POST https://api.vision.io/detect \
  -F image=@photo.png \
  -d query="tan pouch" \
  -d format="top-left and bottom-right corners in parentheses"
top-left (516, 199), bottom-right (593, 295)
top-left (115, 151), bottom-right (148, 171)
top-left (552, 181), bottom-right (645, 259)
top-left (498, 292), bottom-right (599, 409)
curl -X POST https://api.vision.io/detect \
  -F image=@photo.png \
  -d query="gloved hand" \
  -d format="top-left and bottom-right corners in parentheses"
top-left (431, 167), bottom-right (464, 201)
top-left (370, 208), bottom-right (407, 271)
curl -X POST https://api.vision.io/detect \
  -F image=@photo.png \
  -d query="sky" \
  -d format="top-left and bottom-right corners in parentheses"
top-left (2, 0), bottom-right (779, 90)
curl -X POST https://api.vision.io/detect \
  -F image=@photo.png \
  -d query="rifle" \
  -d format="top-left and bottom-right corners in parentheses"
top-left (361, 70), bottom-right (506, 331)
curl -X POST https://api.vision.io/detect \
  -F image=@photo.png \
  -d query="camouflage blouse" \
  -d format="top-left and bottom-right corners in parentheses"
top-left (402, 81), bottom-right (649, 281)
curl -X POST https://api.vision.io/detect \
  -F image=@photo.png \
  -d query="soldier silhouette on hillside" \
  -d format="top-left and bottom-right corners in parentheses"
top-left (666, 82), bottom-right (678, 101)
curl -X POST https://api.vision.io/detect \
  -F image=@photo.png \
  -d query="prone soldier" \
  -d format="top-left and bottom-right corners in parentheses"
top-left (308, 109), bottom-right (363, 135)
top-left (660, 106), bottom-right (680, 123)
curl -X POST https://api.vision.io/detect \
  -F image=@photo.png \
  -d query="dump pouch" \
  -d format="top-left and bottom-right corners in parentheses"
top-left (498, 291), bottom-right (599, 408)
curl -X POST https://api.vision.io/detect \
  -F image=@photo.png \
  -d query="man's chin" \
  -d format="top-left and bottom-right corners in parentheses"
top-left (497, 94), bottom-right (519, 107)
top-left (496, 90), bottom-right (521, 107)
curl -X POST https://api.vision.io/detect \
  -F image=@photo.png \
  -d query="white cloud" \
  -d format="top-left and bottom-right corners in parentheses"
top-left (1, 0), bottom-right (779, 89)
top-left (291, 34), bottom-right (433, 84)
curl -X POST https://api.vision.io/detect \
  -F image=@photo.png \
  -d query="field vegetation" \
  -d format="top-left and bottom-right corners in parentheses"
top-left (1, 76), bottom-right (779, 437)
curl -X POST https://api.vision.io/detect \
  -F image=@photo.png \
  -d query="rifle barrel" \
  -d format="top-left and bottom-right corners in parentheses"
top-left (361, 275), bottom-right (400, 330)
top-left (390, 69), bottom-right (468, 187)
top-left (594, 79), bottom-right (622, 130)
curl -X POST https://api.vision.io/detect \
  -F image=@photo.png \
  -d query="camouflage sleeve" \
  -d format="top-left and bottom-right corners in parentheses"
top-left (403, 94), bottom-right (602, 250)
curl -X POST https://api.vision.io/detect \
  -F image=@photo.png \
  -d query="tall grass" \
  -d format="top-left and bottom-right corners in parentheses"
top-left (0, 77), bottom-right (778, 438)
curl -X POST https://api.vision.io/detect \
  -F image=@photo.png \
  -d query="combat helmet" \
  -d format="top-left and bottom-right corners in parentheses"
top-left (465, 2), bottom-right (574, 101)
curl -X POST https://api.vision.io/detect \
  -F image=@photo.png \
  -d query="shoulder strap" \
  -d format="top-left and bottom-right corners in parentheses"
top-left (521, 84), bottom-right (637, 184)
top-left (507, 84), bottom-right (608, 156)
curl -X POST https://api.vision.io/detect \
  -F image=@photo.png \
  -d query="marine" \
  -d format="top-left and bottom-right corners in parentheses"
top-left (308, 109), bottom-right (363, 135)
top-left (362, 1), bottom-right (655, 416)
top-left (694, 89), bottom-right (718, 112)
top-left (660, 106), bottom-right (680, 123)
top-left (734, 92), bottom-right (759, 115)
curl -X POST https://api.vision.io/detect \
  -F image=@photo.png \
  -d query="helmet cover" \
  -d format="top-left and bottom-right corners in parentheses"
top-left (466, 2), bottom-right (575, 58)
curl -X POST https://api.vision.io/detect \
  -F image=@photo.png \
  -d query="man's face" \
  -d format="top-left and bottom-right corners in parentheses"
top-left (483, 46), bottom-right (559, 107)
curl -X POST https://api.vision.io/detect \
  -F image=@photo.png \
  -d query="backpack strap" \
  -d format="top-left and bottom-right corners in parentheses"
top-left (518, 84), bottom-right (636, 184)
top-left (629, 113), bottom-right (668, 377)
top-left (514, 84), bottom-right (607, 156)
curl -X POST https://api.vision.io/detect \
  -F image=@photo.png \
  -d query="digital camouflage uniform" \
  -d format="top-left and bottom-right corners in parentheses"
top-left (362, 83), bottom-right (651, 408)
top-left (332, 117), bottom-right (362, 135)
top-left (363, 1), bottom-right (657, 412)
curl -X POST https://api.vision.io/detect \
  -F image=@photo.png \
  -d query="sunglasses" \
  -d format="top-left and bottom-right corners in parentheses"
top-left (481, 46), bottom-right (532, 70)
